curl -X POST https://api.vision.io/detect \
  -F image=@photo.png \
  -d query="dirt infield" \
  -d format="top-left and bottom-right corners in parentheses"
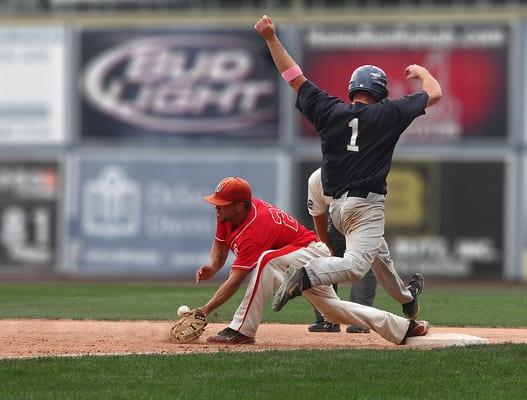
top-left (1, 320), bottom-right (526, 359)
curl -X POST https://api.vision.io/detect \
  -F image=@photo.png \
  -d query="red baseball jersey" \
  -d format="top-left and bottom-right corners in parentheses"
top-left (215, 198), bottom-right (318, 271)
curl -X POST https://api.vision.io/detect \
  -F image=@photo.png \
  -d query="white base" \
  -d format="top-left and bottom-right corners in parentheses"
top-left (405, 333), bottom-right (489, 347)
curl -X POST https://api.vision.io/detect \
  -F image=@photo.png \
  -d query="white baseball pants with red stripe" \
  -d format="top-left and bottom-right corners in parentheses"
top-left (229, 241), bottom-right (411, 344)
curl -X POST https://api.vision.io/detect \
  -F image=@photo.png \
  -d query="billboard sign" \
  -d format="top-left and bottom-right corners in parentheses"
top-left (0, 160), bottom-right (60, 272)
top-left (297, 159), bottom-right (505, 278)
top-left (0, 27), bottom-right (66, 144)
top-left (66, 154), bottom-right (281, 277)
top-left (300, 24), bottom-right (510, 143)
top-left (524, 157), bottom-right (527, 280)
top-left (79, 29), bottom-right (279, 142)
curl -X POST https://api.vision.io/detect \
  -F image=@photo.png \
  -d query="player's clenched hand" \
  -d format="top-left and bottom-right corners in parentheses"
top-left (255, 15), bottom-right (276, 40)
top-left (195, 266), bottom-right (216, 283)
top-left (405, 64), bottom-right (430, 80)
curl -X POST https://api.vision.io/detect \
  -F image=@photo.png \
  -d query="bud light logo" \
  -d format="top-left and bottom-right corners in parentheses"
top-left (82, 34), bottom-right (277, 134)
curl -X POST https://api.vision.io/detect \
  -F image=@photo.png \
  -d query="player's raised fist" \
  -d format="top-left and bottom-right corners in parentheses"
top-left (255, 15), bottom-right (276, 40)
top-left (405, 64), bottom-right (429, 80)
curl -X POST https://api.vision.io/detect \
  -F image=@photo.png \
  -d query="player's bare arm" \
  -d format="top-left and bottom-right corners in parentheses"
top-left (255, 15), bottom-right (307, 91)
top-left (199, 269), bottom-right (251, 315)
top-left (195, 240), bottom-right (229, 283)
top-left (312, 214), bottom-right (335, 256)
top-left (405, 64), bottom-right (442, 107)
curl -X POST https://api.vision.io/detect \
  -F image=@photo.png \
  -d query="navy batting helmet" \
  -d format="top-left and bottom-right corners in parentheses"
top-left (348, 65), bottom-right (388, 102)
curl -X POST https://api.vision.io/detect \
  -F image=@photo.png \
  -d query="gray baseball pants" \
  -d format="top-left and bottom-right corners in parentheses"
top-left (305, 193), bottom-right (414, 305)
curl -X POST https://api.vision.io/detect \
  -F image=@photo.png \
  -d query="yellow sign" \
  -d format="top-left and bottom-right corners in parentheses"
top-left (385, 163), bottom-right (440, 234)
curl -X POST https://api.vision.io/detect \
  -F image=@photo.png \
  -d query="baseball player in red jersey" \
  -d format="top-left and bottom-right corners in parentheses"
top-left (196, 176), bottom-right (332, 344)
top-left (196, 177), bottom-right (427, 345)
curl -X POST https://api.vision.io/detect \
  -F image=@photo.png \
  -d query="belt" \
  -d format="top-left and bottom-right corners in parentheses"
top-left (346, 190), bottom-right (369, 199)
top-left (333, 190), bottom-right (370, 200)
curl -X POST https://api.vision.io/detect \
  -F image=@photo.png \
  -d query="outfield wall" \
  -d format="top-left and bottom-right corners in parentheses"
top-left (0, 12), bottom-right (524, 281)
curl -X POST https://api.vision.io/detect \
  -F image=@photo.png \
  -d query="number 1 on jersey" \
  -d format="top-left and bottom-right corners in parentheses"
top-left (347, 118), bottom-right (359, 152)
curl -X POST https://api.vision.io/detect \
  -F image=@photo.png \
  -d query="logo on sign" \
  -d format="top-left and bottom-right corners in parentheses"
top-left (82, 166), bottom-right (141, 238)
top-left (83, 34), bottom-right (277, 133)
top-left (1, 206), bottom-right (51, 263)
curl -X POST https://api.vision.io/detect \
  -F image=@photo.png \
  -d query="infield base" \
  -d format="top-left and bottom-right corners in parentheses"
top-left (405, 333), bottom-right (489, 347)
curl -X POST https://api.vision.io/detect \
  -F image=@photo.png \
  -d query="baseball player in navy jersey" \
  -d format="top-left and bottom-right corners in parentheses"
top-left (255, 15), bottom-right (442, 336)
top-left (197, 176), bottom-right (430, 345)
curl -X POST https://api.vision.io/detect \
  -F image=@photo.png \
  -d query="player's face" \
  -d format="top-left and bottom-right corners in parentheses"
top-left (215, 202), bottom-right (243, 222)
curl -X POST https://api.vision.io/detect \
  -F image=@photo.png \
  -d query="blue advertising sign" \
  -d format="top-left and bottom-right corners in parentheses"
top-left (66, 153), bottom-right (281, 277)
top-left (78, 28), bottom-right (279, 142)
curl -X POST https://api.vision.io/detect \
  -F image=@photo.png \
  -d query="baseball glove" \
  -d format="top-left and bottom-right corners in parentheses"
top-left (170, 309), bottom-right (208, 343)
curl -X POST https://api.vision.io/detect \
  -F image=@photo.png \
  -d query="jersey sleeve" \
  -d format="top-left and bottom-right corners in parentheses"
top-left (215, 220), bottom-right (227, 242)
top-left (295, 80), bottom-right (343, 133)
top-left (231, 242), bottom-right (260, 271)
top-left (390, 91), bottom-right (429, 132)
top-left (307, 169), bottom-right (330, 216)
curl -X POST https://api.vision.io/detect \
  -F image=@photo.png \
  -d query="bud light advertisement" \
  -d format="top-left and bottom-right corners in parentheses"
top-left (78, 29), bottom-right (279, 142)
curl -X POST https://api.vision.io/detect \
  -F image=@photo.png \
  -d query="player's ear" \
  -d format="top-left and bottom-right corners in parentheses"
top-left (235, 201), bottom-right (250, 211)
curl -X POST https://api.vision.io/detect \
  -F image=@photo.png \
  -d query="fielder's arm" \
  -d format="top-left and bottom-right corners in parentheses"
top-left (199, 269), bottom-right (250, 315)
top-left (404, 64), bottom-right (442, 107)
top-left (255, 15), bottom-right (307, 91)
top-left (312, 214), bottom-right (335, 256)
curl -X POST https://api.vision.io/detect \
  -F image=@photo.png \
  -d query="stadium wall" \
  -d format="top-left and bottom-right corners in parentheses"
top-left (0, 9), bottom-right (524, 281)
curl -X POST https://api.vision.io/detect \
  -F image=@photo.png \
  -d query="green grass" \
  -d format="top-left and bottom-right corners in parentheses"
top-left (0, 345), bottom-right (525, 400)
top-left (0, 282), bottom-right (525, 327)
top-left (1, 282), bottom-right (526, 399)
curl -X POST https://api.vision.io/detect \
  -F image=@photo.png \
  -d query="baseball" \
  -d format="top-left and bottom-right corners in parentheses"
top-left (177, 305), bottom-right (191, 317)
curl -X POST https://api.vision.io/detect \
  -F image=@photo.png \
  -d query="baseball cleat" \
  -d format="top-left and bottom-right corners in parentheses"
top-left (403, 320), bottom-right (430, 343)
top-left (308, 321), bottom-right (341, 333)
top-left (346, 325), bottom-right (370, 334)
top-left (402, 273), bottom-right (424, 320)
top-left (206, 327), bottom-right (255, 345)
top-left (272, 265), bottom-right (305, 312)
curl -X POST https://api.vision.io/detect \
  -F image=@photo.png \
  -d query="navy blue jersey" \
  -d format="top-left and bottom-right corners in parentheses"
top-left (296, 80), bottom-right (428, 197)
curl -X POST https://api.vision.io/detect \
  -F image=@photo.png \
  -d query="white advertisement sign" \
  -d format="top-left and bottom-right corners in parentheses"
top-left (0, 27), bottom-right (66, 144)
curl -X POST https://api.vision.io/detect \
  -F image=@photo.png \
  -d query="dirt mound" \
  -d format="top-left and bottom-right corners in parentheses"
top-left (1, 320), bottom-right (525, 359)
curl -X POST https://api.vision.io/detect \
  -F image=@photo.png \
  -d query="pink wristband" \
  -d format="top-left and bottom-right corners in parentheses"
top-left (281, 65), bottom-right (303, 82)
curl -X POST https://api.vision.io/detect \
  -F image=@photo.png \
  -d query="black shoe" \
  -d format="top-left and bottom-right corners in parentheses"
top-left (308, 321), bottom-right (341, 333)
top-left (346, 325), bottom-right (370, 334)
top-left (207, 327), bottom-right (255, 345)
top-left (272, 266), bottom-right (305, 312)
top-left (402, 273), bottom-right (424, 320)
top-left (402, 320), bottom-right (430, 344)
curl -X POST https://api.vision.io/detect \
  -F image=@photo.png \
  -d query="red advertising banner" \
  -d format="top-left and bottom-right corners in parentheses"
top-left (300, 24), bottom-right (509, 143)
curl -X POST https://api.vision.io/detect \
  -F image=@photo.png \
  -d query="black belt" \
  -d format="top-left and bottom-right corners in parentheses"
top-left (346, 190), bottom-right (370, 199)
top-left (332, 190), bottom-right (382, 200)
